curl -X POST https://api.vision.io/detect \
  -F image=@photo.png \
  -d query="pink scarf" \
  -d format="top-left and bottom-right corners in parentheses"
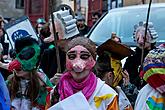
top-left (58, 71), bottom-right (97, 100)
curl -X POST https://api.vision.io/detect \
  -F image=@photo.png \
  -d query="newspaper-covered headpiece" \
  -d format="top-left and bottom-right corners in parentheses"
top-left (52, 9), bottom-right (79, 39)
top-left (133, 21), bottom-right (158, 43)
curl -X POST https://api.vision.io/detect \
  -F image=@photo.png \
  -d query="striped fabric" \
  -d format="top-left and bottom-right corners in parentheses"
top-left (146, 96), bottom-right (165, 110)
top-left (142, 47), bottom-right (165, 95)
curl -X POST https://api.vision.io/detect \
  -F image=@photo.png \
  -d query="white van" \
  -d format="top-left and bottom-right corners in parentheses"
top-left (88, 3), bottom-right (165, 46)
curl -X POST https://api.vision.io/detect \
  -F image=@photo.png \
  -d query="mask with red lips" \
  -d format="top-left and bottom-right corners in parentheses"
top-left (66, 45), bottom-right (96, 73)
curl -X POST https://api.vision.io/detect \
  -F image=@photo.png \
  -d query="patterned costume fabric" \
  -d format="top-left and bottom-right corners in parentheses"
top-left (135, 84), bottom-right (165, 110)
top-left (9, 70), bottom-right (53, 110)
top-left (135, 47), bottom-right (165, 110)
top-left (141, 47), bottom-right (165, 95)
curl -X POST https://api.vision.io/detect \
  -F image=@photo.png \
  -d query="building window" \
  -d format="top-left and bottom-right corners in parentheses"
top-left (16, 0), bottom-right (24, 9)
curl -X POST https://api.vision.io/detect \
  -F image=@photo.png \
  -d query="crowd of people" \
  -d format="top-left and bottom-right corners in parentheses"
top-left (0, 8), bottom-right (165, 110)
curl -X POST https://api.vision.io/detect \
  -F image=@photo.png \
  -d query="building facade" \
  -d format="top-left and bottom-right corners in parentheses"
top-left (0, 0), bottom-right (24, 20)
top-left (1, 0), bottom-right (165, 24)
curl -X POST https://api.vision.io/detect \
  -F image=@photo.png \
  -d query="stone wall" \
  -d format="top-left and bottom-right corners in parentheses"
top-left (0, 0), bottom-right (24, 19)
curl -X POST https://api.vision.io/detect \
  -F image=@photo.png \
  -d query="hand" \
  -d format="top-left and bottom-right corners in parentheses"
top-left (122, 70), bottom-right (130, 86)
top-left (3, 55), bottom-right (8, 59)
top-left (43, 36), bottom-right (54, 43)
top-left (0, 61), bottom-right (9, 70)
top-left (50, 73), bottom-right (63, 85)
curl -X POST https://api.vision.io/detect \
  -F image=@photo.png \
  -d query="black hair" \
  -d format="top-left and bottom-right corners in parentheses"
top-left (15, 37), bottom-right (42, 68)
top-left (40, 23), bottom-right (51, 38)
top-left (9, 49), bottom-right (16, 59)
top-left (94, 52), bottom-right (114, 79)
top-left (15, 37), bottom-right (39, 53)
top-left (92, 12), bottom-right (101, 18)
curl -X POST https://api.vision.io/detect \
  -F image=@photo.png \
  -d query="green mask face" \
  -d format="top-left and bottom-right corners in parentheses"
top-left (16, 44), bottom-right (41, 71)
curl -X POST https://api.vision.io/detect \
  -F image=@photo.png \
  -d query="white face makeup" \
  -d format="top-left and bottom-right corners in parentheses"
top-left (66, 45), bottom-right (96, 82)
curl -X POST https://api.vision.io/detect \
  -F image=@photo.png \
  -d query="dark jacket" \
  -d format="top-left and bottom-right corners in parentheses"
top-left (78, 25), bottom-right (90, 36)
top-left (123, 47), bottom-right (152, 89)
top-left (40, 47), bottom-right (66, 78)
top-left (0, 34), bottom-right (9, 56)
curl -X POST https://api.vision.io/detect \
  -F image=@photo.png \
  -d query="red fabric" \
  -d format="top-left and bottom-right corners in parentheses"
top-left (8, 59), bottom-right (21, 72)
top-left (139, 70), bottom-right (144, 78)
top-left (45, 87), bottom-right (52, 109)
top-left (32, 102), bottom-right (45, 110)
top-left (147, 74), bottom-right (165, 94)
top-left (58, 71), bottom-right (97, 100)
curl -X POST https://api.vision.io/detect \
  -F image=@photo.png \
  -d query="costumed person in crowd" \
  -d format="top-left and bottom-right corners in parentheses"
top-left (76, 14), bottom-right (90, 36)
top-left (56, 36), bottom-right (119, 110)
top-left (123, 21), bottom-right (158, 105)
top-left (40, 9), bottom-right (79, 83)
top-left (94, 35), bottom-right (133, 110)
top-left (7, 37), bottom-right (53, 110)
top-left (0, 72), bottom-right (10, 110)
top-left (134, 47), bottom-right (165, 110)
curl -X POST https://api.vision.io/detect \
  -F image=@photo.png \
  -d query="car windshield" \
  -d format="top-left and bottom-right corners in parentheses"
top-left (89, 5), bottom-right (165, 46)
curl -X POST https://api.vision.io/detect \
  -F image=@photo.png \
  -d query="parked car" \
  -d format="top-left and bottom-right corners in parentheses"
top-left (87, 3), bottom-right (165, 47)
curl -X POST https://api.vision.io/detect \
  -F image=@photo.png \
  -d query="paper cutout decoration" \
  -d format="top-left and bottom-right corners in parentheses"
top-left (53, 9), bottom-right (79, 39)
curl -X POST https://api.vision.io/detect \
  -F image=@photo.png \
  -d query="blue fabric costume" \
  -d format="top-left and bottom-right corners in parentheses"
top-left (0, 73), bottom-right (10, 110)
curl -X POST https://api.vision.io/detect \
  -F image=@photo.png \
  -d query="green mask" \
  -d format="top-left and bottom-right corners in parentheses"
top-left (16, 44), bottom-right (41, 71)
